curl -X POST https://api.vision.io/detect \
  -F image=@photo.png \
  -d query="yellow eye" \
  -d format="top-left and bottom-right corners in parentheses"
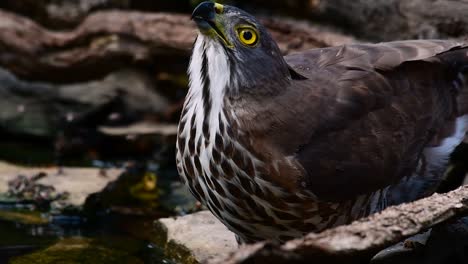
top-left (237, 28), bottom-right (258, 46)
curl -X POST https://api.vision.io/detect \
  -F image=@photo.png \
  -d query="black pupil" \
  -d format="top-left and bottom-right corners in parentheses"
top-left (243, 31), bottom-right (253, 41)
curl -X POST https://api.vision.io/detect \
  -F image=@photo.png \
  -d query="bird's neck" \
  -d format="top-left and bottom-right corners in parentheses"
top-left (181, 35), bottom-right (234, 149)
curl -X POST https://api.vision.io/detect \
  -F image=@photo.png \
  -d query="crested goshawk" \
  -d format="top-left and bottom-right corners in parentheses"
top-left (176, 1), bottom-right (468, 243)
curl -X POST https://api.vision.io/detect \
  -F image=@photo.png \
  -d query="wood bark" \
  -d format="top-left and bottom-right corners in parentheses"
top-left (239, 0), bottom-right (468, 41)
top-left (0, 0), bottom-right (131, 29)
top-left (0, 9), bottom-right (355, 82)
top-left (0, 67), bottom-right (169, 138)
top-left (215, 185), bottom-right (468, 264)
top-left (5, 0), bottom-right (468, 42)
top-left (309, 0), bottom-right (468, 41)
top-left (0, 0), bottom-right (195, 29)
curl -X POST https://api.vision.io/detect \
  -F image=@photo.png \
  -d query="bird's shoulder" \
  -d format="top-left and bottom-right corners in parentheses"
top-left (285, 40), bottom-right (464, 77)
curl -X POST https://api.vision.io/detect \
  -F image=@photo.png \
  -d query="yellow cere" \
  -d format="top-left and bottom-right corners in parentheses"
top-left (237, 27), bottom-right (258, 46)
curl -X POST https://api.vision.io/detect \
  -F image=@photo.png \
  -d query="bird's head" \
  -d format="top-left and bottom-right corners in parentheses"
top-left (190, 1), bottom-right (291, 96)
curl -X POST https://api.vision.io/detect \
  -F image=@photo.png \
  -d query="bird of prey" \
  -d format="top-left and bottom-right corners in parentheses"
top-left (176, 1), bottom-right (468, 243)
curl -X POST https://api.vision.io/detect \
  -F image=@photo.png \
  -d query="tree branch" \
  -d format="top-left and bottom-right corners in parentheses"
top-left (216, 185), bottom-right (468, 264)
top-left (0, 9), bottom-right (355, 82)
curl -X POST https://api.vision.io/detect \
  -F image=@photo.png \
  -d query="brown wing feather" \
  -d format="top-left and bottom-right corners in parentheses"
top-left (236, 40), bottom-right (468, 202)
top-left (290, 40), bottom-right (468, 201)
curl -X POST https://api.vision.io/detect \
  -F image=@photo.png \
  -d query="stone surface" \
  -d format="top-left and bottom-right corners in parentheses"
top-left (0, 67), bottom-right (169, 137)
top-left (99, 122), bottom-right (178, 137)
top-left (154, 210), bottom-right (237, 264)
top-left (0, 161), bottom-right (122, 206)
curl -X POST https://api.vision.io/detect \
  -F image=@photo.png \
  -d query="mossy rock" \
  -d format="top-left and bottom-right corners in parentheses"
top-left (84, 166), bottom-right (161, 213)
top-left (152, 211), bottom-right (237, 264)
top-left (0, 210), bottom-right (49, 225)
top-left (10, 237), bottom-right (144, 264)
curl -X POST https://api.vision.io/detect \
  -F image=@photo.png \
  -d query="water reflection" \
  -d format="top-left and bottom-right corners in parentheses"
top-left (0, 209), bottom-right (173, 263)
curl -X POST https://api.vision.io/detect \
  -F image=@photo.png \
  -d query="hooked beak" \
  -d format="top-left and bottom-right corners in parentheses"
top-left (192, 2), bottom-right (233, 48)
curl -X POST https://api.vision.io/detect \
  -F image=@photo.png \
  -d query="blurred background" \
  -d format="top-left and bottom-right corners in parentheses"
top-left (0, 0), bottom-right (467, 263)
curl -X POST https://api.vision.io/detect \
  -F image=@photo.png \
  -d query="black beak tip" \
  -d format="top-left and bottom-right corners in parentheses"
top-left (192, 1), bottom-right (216, 21)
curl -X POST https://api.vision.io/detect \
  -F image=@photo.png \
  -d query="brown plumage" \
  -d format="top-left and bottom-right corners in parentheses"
top-left (242, 41), bottom-right (468, 201)
top-left (177, 2), bottom-right (468, 243)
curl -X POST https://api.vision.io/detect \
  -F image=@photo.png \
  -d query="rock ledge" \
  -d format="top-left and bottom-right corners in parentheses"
top-left (154, 210), bottom-right (237, 264)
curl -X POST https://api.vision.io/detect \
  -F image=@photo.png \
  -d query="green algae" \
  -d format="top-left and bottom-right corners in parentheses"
top-left (152, 220), bottom-right (198, 264)
top-left (0, 210), bottom-right (49, 225)
top-left (10, 237), bottom-right (144, 264)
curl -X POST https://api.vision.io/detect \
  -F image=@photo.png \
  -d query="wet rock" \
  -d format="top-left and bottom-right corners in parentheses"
top-left (84, 162), bottom-right (198, 216)
top-left (0, 161), bottom-right (122, 207)
top-left (83, 163), bottom-right (162, 215)
top-left (9, 237), bottom-right (144, 264)
top-left (153, 210), bottom-right (237, 264)
top-left (6, 172), bottom-right (68, 209)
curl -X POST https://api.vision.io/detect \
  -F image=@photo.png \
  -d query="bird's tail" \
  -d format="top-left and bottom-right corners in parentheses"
top-left (438, 47), bottom-right (468, 114)
top-left (397, 47), bottom-right (468, 202)
top-left (437, 46), bottom-right (468, 194)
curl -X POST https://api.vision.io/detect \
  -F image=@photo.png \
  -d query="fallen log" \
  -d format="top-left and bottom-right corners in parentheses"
top-left (0, 67), bottom-right (168, 137)
top-left (0, 0), bottom-right (194, 29)
top-left (309, 0), bottom-right (468, 41)
top-left (0, 0), bottom-right (131, 29)
top-left (0, 9), bottom-right (355, 82)
top-left (237, 0), bottom-right (468, 41)
top-left (216, 185), bottom-right (468, 264)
